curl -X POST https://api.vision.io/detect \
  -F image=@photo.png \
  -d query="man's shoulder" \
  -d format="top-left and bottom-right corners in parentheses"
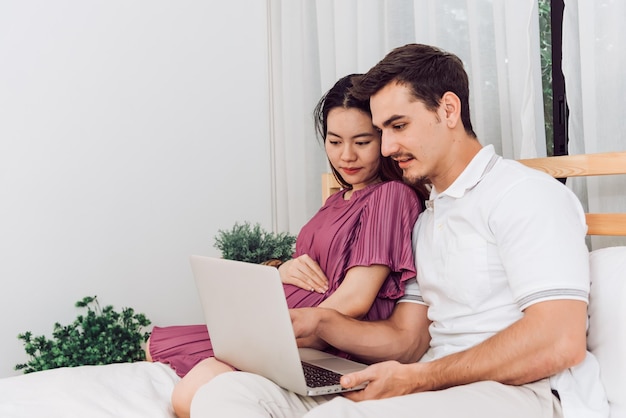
top-left (488, 157), bottom-right (564, 192)
top-left (485, 158), bottom-right (585, 223)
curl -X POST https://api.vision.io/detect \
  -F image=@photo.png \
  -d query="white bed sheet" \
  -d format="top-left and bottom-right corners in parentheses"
top-left (0, 361), bottom-right (180, 418)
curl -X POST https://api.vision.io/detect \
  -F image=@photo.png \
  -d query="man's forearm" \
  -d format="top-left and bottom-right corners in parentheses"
top-left (314, 303), bottom-right (431, 364)
top-left (420, 300), bottom-right (588, 390)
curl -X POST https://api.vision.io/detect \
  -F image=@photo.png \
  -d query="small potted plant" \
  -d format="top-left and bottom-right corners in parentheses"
top-left (213, 221), bottom-right (296, 264)
top-left (15, 296), bottom-right (151, 373)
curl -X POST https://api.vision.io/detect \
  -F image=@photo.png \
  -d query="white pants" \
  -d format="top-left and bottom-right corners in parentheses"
top-left (191, 371), bottom-right (562, 418)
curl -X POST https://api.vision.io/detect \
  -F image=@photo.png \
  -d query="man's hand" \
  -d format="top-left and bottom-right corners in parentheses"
top-left (279, 255), bottom-right (329, 293)
top-left (289, 307), bottom-right (329, 349)
top-left (341, 361), bottom-right (426, 401)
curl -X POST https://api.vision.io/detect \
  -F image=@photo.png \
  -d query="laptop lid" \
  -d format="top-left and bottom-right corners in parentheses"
top-left (189, 255), bottom-right (367, 396)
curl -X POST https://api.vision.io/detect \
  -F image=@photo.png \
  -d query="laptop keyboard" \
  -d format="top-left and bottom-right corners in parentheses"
top-left (301, 361), bottom-right (342, 388)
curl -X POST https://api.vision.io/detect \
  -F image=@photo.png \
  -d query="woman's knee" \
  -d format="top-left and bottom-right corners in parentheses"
top-left (171, 382), bottom-right (194, 418)
top-left (171, 358), bottom-right (235, 418)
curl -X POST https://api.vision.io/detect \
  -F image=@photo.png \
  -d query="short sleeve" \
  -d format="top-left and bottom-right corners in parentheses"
top-left (490, 176), bottom-right (590, 310)
top-left (397, 277), bottom-right (426, 305)
top-left (346, 181), bottom-right (422, 300)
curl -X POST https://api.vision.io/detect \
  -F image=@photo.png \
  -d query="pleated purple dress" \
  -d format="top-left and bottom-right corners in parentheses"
top-left (149, 180), bottom-right (421, 377)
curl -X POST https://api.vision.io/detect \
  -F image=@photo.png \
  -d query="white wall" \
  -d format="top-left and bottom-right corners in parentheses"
top-left (0, 1), bottom-right (271, 377)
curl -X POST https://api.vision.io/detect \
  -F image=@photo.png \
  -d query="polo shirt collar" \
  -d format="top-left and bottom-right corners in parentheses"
top-left (432, 144), bottom-right (499, 200)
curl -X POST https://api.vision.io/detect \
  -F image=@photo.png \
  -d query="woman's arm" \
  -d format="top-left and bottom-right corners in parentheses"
top-left (317, 264), bottom-right (390, 318)
top-left (292, 263), bottom-right (391, 349)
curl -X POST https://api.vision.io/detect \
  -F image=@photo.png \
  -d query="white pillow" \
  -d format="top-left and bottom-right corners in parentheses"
top-left (587, 246), bottom-right (626, 418)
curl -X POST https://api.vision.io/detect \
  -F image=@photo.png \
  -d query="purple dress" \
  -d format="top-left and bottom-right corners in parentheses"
top-left (149, 180), bottom-right (421, 377)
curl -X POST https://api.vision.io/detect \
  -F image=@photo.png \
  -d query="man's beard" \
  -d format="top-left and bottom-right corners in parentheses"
top-left (391, 153), bottom-right (429, 185)
top-left (401, 171), bottom-right (428, 186)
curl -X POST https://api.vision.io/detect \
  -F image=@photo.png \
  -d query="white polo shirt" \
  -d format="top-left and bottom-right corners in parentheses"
top-left (400, 145), bottom-right (608, 418)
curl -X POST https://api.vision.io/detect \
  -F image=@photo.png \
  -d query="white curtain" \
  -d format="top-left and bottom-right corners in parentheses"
top-left (267, 0), bottom-right (545, 234)
top-left (563, 0), bottom-right (626, 249)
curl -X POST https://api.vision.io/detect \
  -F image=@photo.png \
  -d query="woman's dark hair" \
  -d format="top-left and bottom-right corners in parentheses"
top-left (314, 74), bottom-right (428, 206)
top-left (351, 44), bottom-right (476, 138)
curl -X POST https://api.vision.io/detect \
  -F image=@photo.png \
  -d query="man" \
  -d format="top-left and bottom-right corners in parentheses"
top-left (191, 44), bottom-right (608, 418)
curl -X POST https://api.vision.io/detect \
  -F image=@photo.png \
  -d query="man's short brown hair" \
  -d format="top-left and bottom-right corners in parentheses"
top-left (351, 43), bottom-right (476, 137)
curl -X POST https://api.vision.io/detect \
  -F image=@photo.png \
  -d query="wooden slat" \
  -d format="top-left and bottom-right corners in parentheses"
top-left (518, 151), bottom-right (626, 178)
top-left (586, 214), bottom-right (626, 236)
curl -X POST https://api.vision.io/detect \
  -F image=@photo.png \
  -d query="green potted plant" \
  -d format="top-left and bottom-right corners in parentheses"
top-left (15, 296), bottom-right (151, 373)
top-left (213, 221), bottom-right (296, 264)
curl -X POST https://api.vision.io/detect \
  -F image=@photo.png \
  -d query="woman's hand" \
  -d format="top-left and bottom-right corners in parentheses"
top-left (279, 255), bottom-right (329, 293)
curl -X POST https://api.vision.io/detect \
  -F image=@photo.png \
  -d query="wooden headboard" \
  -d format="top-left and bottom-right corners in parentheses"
top-left (322, 151), bottom-right (626, 236)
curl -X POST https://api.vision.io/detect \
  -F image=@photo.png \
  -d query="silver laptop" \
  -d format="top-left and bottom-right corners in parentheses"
top-left (190, 255), bottom-right (368, 396)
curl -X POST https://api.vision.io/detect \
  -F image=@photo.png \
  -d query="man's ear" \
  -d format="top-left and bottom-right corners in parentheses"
top-left (441, 91), bottom-right (461, 128)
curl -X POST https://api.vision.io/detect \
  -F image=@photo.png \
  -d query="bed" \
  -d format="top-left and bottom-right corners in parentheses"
top-left (1, 151), bottom-right (624, 418)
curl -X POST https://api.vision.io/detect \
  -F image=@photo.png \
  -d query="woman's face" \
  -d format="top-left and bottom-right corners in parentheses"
top-left (324, 107), bottom-right (382, 191)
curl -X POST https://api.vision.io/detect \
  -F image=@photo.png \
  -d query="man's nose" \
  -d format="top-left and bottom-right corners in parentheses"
top-left (380, 133), bottom-right (398, 157)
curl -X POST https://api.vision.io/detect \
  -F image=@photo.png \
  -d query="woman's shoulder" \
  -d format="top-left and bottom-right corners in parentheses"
top-left (370, 180), bottom-right (418, 199)
top-left (362, 181), bottom-right (421, 224)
